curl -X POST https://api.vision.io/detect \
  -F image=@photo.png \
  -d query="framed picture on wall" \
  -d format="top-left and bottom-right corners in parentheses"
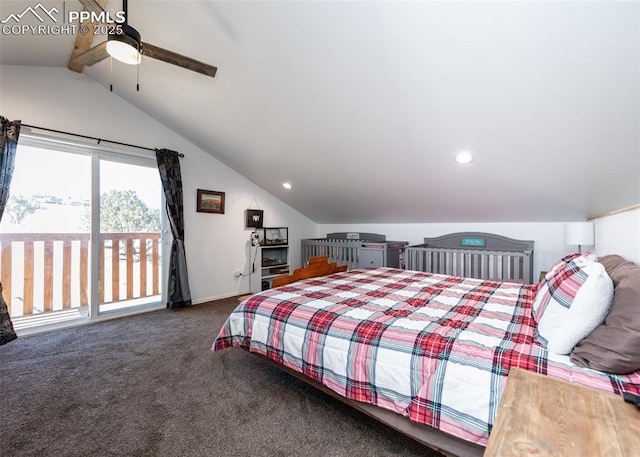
top-left (197, 189), bottom-right (225, 214)
top-left (245, 209), bottom-right (264, 228)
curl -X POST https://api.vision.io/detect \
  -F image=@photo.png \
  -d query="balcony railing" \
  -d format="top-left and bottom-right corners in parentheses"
top-left (0, 232), bottom-right (162, 316)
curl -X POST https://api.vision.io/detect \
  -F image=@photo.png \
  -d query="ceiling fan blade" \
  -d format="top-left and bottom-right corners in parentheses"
top-left (141, 42), bottom-right (218, 78)
top-left (71, 41), bottom-right (109, 67)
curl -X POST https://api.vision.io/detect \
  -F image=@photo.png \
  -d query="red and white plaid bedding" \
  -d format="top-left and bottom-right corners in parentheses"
top-left (212, 267), bottom-right (640, 446)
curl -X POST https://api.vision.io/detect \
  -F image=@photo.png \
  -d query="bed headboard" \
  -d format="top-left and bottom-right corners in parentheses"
top-left (405, 232), bottom-right (535, 284)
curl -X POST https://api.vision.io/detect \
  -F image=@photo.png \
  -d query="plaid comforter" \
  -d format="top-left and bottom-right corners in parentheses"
top-left (212, 268), bottom-right (640, 446)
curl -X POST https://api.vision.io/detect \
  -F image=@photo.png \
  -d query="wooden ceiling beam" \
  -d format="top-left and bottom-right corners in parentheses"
top-left (77, 0), bottom-right (106, 14)
top-left (70, 41), bottom-right (109, 67)
top-left (68, 0), bottom-right (108, 73)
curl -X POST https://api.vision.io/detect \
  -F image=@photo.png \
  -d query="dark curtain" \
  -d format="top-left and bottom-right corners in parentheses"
top-left (155, 148), bottom-right (192, 309)
top-left (0, 116), bottom-right (20, 345)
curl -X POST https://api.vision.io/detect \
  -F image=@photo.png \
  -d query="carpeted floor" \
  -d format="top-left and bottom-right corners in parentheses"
top-left (0, 297), bottom-right (446, 457)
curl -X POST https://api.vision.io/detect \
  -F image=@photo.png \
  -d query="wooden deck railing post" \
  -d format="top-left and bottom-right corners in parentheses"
top-left (111, 238), bottom-right (120, 302)
top-left (24, 241), bottom-right (34, 315)
top-left (139, 238), bottom-right (147, 297)
top-left (99, 239), bottom-right (105, 304)
top-left (126, 238), bottom-right (134, 299)
top-left (80, 239), bottom-right (89, 306)
top-left (62, 239), bottom-right (72, 308)
top-left (1, 242), bottom-right (12, 313)
top-left (152, 238), bottom-right (159, 296)
top-left (43, 240), bottom-right (54, 312)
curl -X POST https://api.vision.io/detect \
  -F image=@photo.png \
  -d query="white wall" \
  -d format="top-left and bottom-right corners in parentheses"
top-left (318, 222), bottom-right (580, 279)
top-left (0, 65), bottom-right (317, 303)
top-left (594, 208), bottom-right (640, 264)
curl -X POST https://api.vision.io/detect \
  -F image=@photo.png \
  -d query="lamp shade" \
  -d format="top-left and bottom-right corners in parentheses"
top-left (565, 222), bottom-right (594, 247)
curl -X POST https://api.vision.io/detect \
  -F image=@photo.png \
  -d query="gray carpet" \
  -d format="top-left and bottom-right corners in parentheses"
top-left (1, 298), bottom-right (445, 457)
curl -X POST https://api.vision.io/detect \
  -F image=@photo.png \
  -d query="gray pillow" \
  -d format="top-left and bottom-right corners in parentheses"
top-left (570, 255), bottom-right (640, 374)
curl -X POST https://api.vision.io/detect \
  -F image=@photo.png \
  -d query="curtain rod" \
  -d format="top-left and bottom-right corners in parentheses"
top-left (20, 123), bottom-right (185, 158)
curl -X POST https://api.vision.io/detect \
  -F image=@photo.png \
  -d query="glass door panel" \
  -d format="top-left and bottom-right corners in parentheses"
top-left (98, 158), bottom-right (162, 314)
top-left (0, 143), bottom-right (91, 330)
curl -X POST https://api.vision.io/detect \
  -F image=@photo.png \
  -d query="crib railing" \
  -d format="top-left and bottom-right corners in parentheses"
top-left (404, 245), bottom-right (534, 284)
top-left (301, 239), bottom-right (361, 270)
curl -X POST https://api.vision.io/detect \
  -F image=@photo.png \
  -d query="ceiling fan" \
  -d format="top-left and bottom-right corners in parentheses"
top-left (69, 0), bottom-right (217, 79)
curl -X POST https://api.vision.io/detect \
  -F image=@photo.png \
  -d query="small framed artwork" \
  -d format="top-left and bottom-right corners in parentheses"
top-left (245, 209), bottom-right (264, 228)
top-left (197, 189), bottom-right (225, 214)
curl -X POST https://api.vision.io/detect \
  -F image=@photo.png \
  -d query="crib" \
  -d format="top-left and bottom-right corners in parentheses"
top-left (301, 233), bottom-right (408, 270)
top-left (404, 232), bottom-right (535, 284)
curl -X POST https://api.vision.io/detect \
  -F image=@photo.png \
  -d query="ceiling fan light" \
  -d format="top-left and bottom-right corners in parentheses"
top-left (107, 24), bottom-right (141, 65)
top-left (106, 40), bottom-right (141, 65)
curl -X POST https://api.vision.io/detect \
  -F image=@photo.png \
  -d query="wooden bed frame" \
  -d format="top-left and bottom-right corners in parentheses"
top-left (251, 351), bottom-right (484, 457)
top-left (252, 255), bottom-right (484, 457)
top-left (271, 255), bottom-right (347, 288)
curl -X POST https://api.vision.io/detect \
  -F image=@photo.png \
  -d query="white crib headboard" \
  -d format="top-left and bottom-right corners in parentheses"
top-left (422, 232), bottom-right (534, 254)
top-left (405, 232), bottom-right (535, 284)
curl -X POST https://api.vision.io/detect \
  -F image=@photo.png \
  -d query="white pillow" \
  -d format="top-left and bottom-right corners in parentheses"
top-left (534, 254), bottom-right (613, 355)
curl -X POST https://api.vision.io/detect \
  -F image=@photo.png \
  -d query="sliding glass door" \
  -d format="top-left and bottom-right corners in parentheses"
top-left (0, 135), bottom-right (164, 332)
top-left (97, 156), bottom-right (163, 314)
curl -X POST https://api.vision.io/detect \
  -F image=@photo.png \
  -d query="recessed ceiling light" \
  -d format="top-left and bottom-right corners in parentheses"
top-left (282, 182), bottom-right (292, 190)
top-left (455, 151), bottom-right (474, 164)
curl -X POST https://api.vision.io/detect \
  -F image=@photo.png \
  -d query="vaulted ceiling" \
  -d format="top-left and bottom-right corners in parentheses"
top-left (1, 1), bottom-right (638, 223)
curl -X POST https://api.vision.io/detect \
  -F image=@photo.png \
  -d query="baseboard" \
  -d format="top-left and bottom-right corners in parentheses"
top-left (192, 291), bottom-right (249, 305)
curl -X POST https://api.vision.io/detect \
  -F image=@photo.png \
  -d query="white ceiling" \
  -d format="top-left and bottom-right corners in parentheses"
top-left (1, 0), bottom-right (638, 223)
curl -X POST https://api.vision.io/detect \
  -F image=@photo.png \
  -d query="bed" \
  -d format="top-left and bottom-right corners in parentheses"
top-left (211, 242), bottom-right (640, 456)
